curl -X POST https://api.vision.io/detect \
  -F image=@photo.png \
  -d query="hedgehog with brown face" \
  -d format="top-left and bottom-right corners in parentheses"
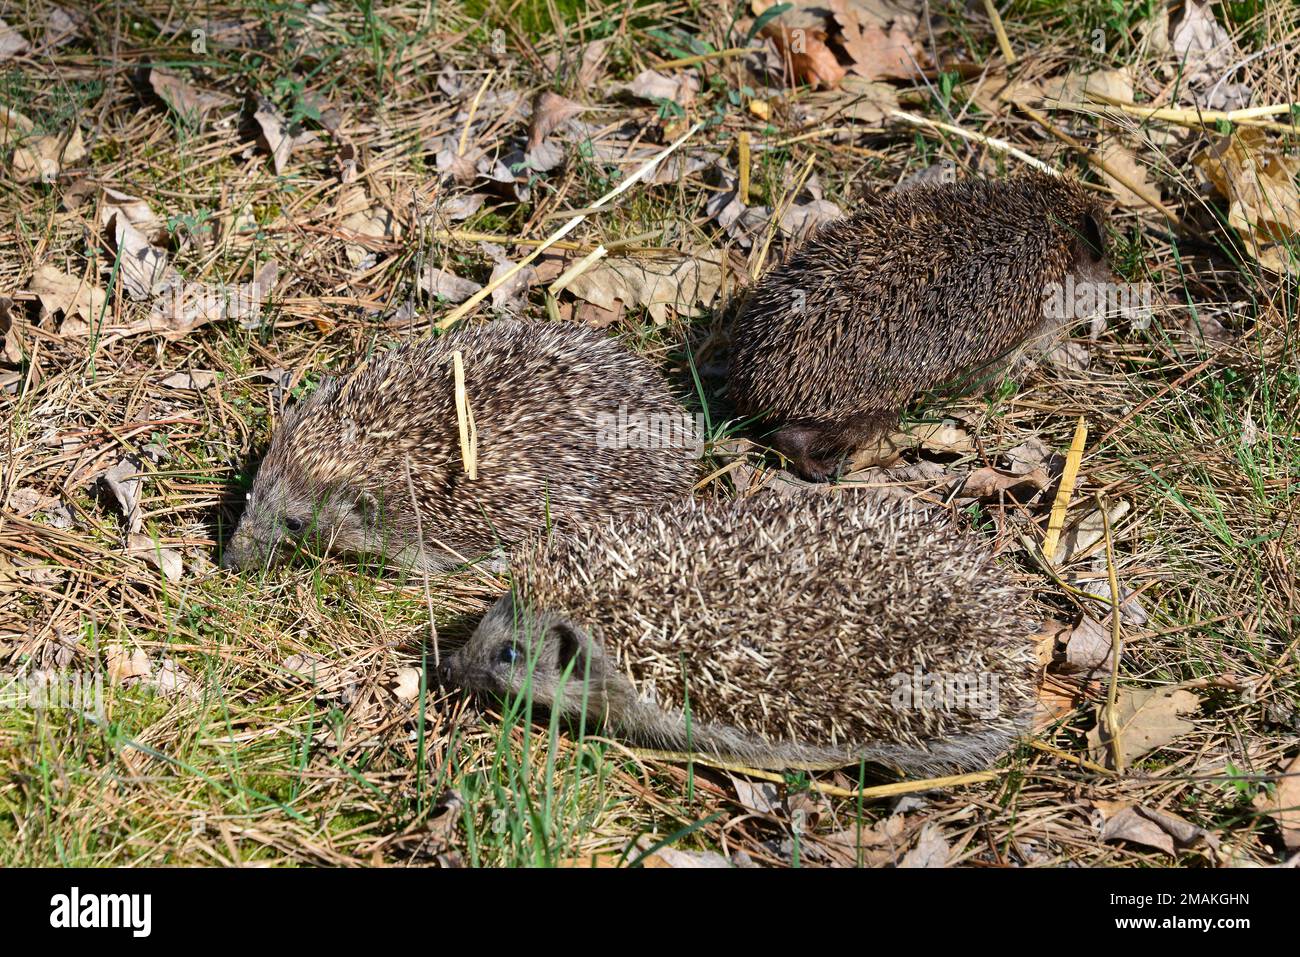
top-left (447, 493), bottom-right (1039, 777)
top-left (729, 172), bottom-right (1115, 480)
top-left (222, 320), bottom-right (699, 573)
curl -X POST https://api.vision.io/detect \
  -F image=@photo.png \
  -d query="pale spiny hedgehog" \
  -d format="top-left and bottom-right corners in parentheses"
top-left (222, 320), bottom-right (699, 572)
top-left (729, 172), bottom-right (1114, 479)
top-left (447, 493), bottom-right (1038, 776)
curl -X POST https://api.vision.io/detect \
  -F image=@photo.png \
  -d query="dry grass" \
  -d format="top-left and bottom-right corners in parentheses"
top-left (1, 0), bottom-right (1297, 866)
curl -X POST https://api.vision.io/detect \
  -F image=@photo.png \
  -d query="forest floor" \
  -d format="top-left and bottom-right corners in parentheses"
top-left (1, 0), bottom-right (1297, 866)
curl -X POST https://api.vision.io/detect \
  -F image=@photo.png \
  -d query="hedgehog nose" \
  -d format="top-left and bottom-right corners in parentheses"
top-left (220, 539), bottom-right (252, 570)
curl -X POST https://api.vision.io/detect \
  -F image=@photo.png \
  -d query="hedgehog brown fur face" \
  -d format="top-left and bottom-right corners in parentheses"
top-left (448, 493), bottom-right (1040, 776)
top-left (450, 595), bottom-right (628, 721)
top-left (222, 320), bottom-right (699, 572)
top-left (729, 172), bottom-right (1116, 480)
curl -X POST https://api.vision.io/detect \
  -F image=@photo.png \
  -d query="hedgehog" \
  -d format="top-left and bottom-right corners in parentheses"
top-left (728, 172), bottom-right (1115, 480)
top-left (446, 493), bottom-right (1039, 777)
top-left (221, 320), bottom-right (700, 572)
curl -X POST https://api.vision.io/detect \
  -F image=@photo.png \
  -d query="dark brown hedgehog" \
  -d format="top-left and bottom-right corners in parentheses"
top-left (729, 172), bottom-right (1115, 479)
top-left (222, 320), bottom-right (699, 572)
top-left (447, 493), bottom-right (1039, 776)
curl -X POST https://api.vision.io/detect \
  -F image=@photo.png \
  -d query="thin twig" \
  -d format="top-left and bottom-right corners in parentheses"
top-left (403, 454), bottom-right (440, 669)
top-left (1041, 416), bottom-right (1088, 563)
top-left (436, 121), bottom-right (704, 329)
top-left (983, 0), bottom-right (1016, 64)
top-left (889, 109), bottom-right (1055, 172)
top-left (1098, 491), bottom-right (1125, 775)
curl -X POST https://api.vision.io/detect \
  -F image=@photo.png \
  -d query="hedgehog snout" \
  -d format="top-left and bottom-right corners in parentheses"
top-left (220, 523), bottom-right (281, 572)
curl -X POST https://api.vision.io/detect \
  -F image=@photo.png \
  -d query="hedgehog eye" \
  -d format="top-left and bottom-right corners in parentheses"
top-left (497, 643), bottom-right (520, 666)
top-left (284, 516), bottom-right (306, 534)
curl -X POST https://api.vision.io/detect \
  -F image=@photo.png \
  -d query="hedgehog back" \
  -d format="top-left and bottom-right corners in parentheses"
top-left (515, 493), bottom-right (1038, 751)
top-left (730, 173), bottom-right (1104, 423)
top-left (262, 320), bottom-right (696, 559)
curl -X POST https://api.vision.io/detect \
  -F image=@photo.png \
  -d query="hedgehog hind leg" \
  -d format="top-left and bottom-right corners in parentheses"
top-left (772, 413), bottom-right (896, 482)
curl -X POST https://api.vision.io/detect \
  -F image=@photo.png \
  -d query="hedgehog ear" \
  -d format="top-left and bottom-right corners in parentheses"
top-left (354, 489), bottom-right (379, 522)
top-left (1077, 208), bottom-right (1107, 264)
top-left (550, 622), bottom-right (585, 675)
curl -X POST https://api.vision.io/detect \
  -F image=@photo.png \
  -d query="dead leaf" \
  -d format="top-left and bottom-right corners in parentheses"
top-left (730, 776), bottom-right (781, 814)
top-left (103, 210), bottom-right (177, 301)
top-left (646, 150), bottom-right (718, 186)
top-left (1059, 616), bottom-right (1113, 674)
top-left (161, 370), bottom-right (218, 390)
top-left (898, 822), bottom-right (950, 867)
top-left (523, 139), bottom-right (565, 173)
top-left (101, 455), bottom-right (144, 533)
top-left (763, 23), bottom-right (845, 90)
top-left (160, 259), bottom-right (277, 337)
top-left (708, 191), bottom-right (841, 249)
top-left (9, 486), bottom-right (59, 518)
top-left (961, 465), bottom-right (1051, 503)
top-left (1095, 801), bottom-right (1218, 857)
top-left (480, 243), bottom-right (535, 314)
top-left (419, 266), bottom-right (482, 304)
top-left (647, 847), bottom-right (730, 868)
top-left (1137, 4), bottom-right (1171, 56)
top-left (100, 188), bottom-right (164, 239)
top-left (341, 206), bottom-right (397, 268)
top-left (435, 146), bottom-right (480, 186)
top-left (1097, 141), bottom-right (1155, 209)
top-left (389, 668), bottom-right (422, 701)
top-left (780, 198), bottom-right (842, 239)
top-left (974, 72), bottom-right (1046, 112)
top-left (818, 75), bottom-right (899, 124)
top-left (1042, 67), bottom-right (1134, 106)
top-left (527, 91), bottom-right (584, 151)
top-left (1171, 0), bottom-right (1251, 110)
top-left (1195, 129), bottom-right (1300, 274)
top-left (0, 18), bottom-right (30, 59)
top-left (11, 126), bottom-right (85, 183)
top-left (1005, 437), bottom-right (1057, 476)
top-left (565, 252), bottom-right (722, 324)
top-left (1253, 753), bottom-right (1300, 850)
top-left (1076, 573), bottom-right (1148, 626)
top-left (1056, 500), bottom-right (1130, 563)
top-left (148, 68), bottom-right (235, 120)
top-left (254, 98), bottom-right (316, 175)
top-left (0, 296), bottom-right (22, 363)
top-left (127, 532), bottom-right (183, 582)
top-left (154, 658), bottom-right (198, 698)
top-left (574, 299), bottom-right (623, 329)
top-left (578, 37), bottom-right (612, 87)
top-left (830, 0), bottom-right (924, 81)
top-left (628, 70), bottom-right (699, 105)
top-left (1035, 673), bottom-right (1080, 731)
top-left (1, 104), bottom-right (35, 144)
top-left (818, 811), bottom-right (919, 867)
top-left (28, 265), bottom-right (107, 332)
top-left (1087, 685), bottom-right (1201, 769)
top-left (436, 192), bottom-right (486, 223)
top-left (106, 643), bottom-right (152, 684)
top-left (282, 653), bottom-right (334, 682)
top-left (45, 6), bottom-right (85, 47)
